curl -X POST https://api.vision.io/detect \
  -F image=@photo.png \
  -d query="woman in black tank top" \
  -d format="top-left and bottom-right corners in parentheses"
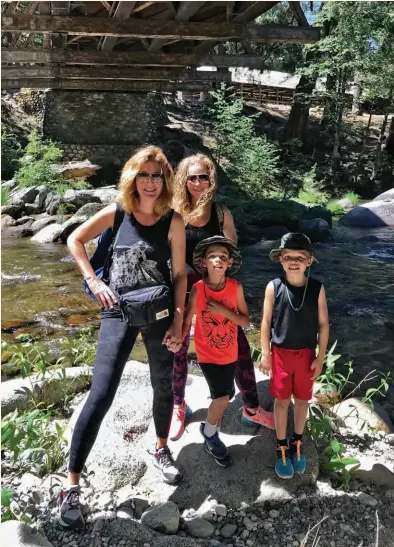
top-left (61, 147), bottom-right (186, 527)
top-left (170, 154), bottom-right (275, 442)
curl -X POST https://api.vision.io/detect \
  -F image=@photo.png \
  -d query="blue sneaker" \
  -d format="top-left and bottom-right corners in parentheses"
top-left (275, 443), bottom-right (294, 479)
top-left (290, 439), bottom-right (306, 474)
top-left (200, 422), bottom-right (228, 461)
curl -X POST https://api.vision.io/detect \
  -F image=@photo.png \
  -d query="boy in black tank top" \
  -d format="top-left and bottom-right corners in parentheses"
top-left (260, 233), bottom-right (329, 479)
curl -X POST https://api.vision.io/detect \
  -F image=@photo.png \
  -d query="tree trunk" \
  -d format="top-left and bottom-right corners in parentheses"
top-left (322, 73), bottom-right (336, 129)
top-left (386, 116), bottom-right (394, 157)
top-left (355, 112), bottom-right (372, 181)
top-left (351, 81), bottom-right (362, 115)
top-left (284, 73), bottom-right (316, 143)
top-left (373, 85), bottom-right (393, 176)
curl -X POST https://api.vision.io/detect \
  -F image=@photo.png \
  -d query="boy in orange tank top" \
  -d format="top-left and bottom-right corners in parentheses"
top-left (182, 236), bottom-right (249, 466)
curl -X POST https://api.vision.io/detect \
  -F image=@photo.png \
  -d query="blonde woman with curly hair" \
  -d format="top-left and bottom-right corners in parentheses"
top-left (170, 153), bottom-right (275, 442)
top-left (60, 146), bottom-right (186, 529)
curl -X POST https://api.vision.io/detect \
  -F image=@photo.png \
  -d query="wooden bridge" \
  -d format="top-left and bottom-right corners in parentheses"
top-left (1, 1), bottom-right (319, 92)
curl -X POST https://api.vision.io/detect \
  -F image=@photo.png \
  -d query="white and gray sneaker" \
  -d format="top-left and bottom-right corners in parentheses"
top-left (58, 485), bottom-right (85, 529)
top-left (151, 446), bottom-right (183, 484)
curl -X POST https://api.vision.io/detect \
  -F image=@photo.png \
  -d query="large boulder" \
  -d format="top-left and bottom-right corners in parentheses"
top-left (340, 199), bottom-right (394, 228)
top-left (0, 521), bottom-right (54, 547)
top-left (332, 398), bottom-right (394, 433)
top-left (75, 202), bottom-right (104, 218)
top-left (1, 214), bottom-right (16, 228)
top-left (55, 160), bottom-right (101, 180)
top-left (1, 366), bottom-right (93, 415)
top-left (9, 186), bottom-right (38, 205)
top-left (373, 188), bottom-right (394, 201)
top-left (46, 196), bottom-right (77, 216)
top-left (1, 179), bottom-right (17, 192)
top-left (31, 223), bottom-right (63, 243)
top-left (69, 361), bottom-right (318, 504)
top-left (59, 214), bottom-right (89, 243)
top-left (1, 201), bottom-right (25, 219)
top-left (298, 218), bottom-right (331, 242)
top-left (300, 205), bottom-right (333, 228)
top-left (141, 501), bottom-right (180, 534)
top-left (1, 219), bottom-right (33, 238)
top-left (92, 186), bottom-right (118, 204)
top-left (31, 216), bottom-right (57, 234)
top-left (63, 189), bottom-right (101, 209)
top-left (34, 185), bottom-right (50, 213)
top-left (25, 203), bottom-right (39, 215)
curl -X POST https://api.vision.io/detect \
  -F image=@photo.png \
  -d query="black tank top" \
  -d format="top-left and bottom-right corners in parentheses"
top-left (109, 209), bottom-right (174, 295)
top-left (271, 276), bottom-right (322, 350)
top-left (185, 203), bottom-right (222, 268)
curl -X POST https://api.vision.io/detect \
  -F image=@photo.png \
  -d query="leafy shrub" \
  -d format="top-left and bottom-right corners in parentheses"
top-left (1, 408), bottom-right (67, 476)
top-left (209, 86), bottom-right (280, 200)
top-left (297, 165), bottom-right (329, 205)
top-left (342, 191), bottom-right (360, 206)
top-left (1, 125), bottom-right (23, 179)
top-left (14, 131), bottom-right (88, 195)
top-left (327, 201), bottom-right (345, 216)
top-left (1, 186), bottom-right (9, 206)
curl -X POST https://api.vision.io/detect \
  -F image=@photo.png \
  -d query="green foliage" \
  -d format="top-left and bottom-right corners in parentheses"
top-left (297, 165), bottom-right (329, 205)
top-left (14, 131), bottom-right (89, 195)
top-left (58, 327), bottom-right (97, 368)
top-left (209, 86), bottom-right (281, 200)
top-left (1, 125), bottom-right (23, 179)
top-left (1, 408), bottom-right (67, 476)
top-left (1, 186), bottom-right (9, 206)
top-left (342, 192), bottom-right (360, 206)
top-left (327, 202), bottom-right (345, 216)
top-left (1, 488), bottom-right (16, 522)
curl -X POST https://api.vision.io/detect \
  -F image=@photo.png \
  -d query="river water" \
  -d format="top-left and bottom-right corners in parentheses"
top-left (2, 224), bottom-right (394, 403)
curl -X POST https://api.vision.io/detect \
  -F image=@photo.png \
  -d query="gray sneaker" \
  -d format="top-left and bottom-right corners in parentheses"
top-left (152, 446), bottom-right (183, 484)
top-left (58, 485), bottom-right (85, 529)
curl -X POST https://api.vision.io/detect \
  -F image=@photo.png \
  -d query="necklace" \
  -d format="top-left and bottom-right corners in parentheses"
top-left (285, 272), bottom-right (309, 312)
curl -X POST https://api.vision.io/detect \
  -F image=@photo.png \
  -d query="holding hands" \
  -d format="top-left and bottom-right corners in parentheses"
top-left (259, 352), bottom-right (272, 376)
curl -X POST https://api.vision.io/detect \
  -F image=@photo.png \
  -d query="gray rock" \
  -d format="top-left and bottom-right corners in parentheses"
top-left (34, 186), bottom-right (50, 213)
top-left (59, 215), bottom-right (88, 243)
top-left (9, 186), bottom-right (38, 205)
top-left (117, 507), bottom-right (135, 520)
top-left (269, 509), bottom-right (280, 518)
top-left (1, 521), bottom-right (54, 546)
top-left (106, 519), bottom-right (154, 543)
top-left (337, 198), bottom-right (354, 211)
top-left (220, 523), bottom-right (237, 538)
top-left (356, 492), bottom-right (378, 507)
top-left (301, 205), bottom-right (333, 227)
top-left (298, 218), bottom-right (330, 242)
top-left (332, 398), bottom-right (394, 433)
top-left (74, 203), bottom-right (104, 218)
top-left (31, 223), bottom-right (63, 243)
top-left (215, 504), bottom-right (227, 518)
top-left (350, 457), bottom-right (394, 488)
top-left (141, 501), bottom-right (179, 535)
top-left (63, 190), bottom-right (101, 209)
top-left (92, 518), bottom-right (105, 533)
top-left (187, 517), bottom-right (215, 538)
top-left (243, 517), bottom-right (254, 531)
top-left (31, 216), bottom-right (57, 234)
top-left (198, 498), bottom-right (218, 521)
top-left (1, 214), bottom-right (16, 227)
top-left (340, 199), bottom-right (394, 228)
top-left (261, 226), bottom-right (289, 241)
top-left (92, 186), bottom-right (118, 204)
top-left (1, 179), bottom-right (17, 191)
top-left (1, 201), bottom-right (25, 219)
top-left (55, 160), bottom-right (101, 180)
top-left (133, 497), bottom-right (150, 519)
top-left (373, 188), bottom-right (394, 201)
top-left (25, 203), bottom-right (39, 215)
top-left (14, 216), bottom-right (33, 226)
top-left (66, 362), bottom-right (150, 492)
top-left (17, 472), bottom-right (42, 493)
top-left (2, 220), bottom-right (33, 238)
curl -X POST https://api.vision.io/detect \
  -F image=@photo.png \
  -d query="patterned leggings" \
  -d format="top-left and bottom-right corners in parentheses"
top-left (173, 325), bottom-right (259, 408)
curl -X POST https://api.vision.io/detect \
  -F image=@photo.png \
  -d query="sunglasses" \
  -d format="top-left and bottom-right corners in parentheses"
top-left (137, 172), bottom-right (164, 184)
top-left (281, 255), bottom-right (310, 263)
top-left (187, 174), bottom-right (210, 183)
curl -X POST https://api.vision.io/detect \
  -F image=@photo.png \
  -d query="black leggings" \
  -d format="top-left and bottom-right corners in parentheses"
top-left (69, 314), bottom-right (174, 474)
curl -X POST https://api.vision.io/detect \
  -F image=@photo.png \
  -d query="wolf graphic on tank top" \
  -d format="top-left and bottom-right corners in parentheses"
top-left (111, 241), bottom-right (165, 289)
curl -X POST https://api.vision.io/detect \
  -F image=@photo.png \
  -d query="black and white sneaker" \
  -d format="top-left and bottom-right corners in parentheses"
top-left (151, 446), bottom-right (183, 484)
top-left (58, 485), bottom-right (85, 529)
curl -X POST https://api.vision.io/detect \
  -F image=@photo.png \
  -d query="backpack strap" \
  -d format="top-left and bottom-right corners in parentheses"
top-left (216, 203), bottom-right (225, 234)
top-left (112, 202), bottom-right (124, 240)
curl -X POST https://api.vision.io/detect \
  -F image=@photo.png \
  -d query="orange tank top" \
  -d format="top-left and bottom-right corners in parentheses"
top-left (193, 278), bottom-right (238, 365)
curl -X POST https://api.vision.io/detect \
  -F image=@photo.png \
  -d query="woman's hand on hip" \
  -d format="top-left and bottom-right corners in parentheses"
top-left (86, 277), bottom-right (117, 310)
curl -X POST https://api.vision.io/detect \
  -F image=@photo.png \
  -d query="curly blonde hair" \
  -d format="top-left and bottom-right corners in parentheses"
top-left (117, 145), bottom-right (173, 216)
top-left (173, 154), bottom-right (218, 225)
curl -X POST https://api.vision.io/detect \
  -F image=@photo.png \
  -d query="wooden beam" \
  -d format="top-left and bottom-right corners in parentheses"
top-left (2, 15), bottom-right (321, 43)
top-left (289, 1), bottom-right (309, 27)
top-left (101, 1), bottom-right (137, 52)
top-left (2, 49), bottom-right (266, 68)
top-left (149, 1), bottom-right (206, 53)
top-left (50, 1), bottom-right (69, 49)
top-left (1, 78), bottom-right (213, 92)
top-left (2, 66), bottom-right (231, 82)
top-left (194, 1), bottom-right (281, 55)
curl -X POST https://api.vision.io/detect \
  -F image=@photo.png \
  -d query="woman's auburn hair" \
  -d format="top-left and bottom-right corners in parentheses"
top-left (117, 145), bottom-right (174, 216)
top-left (173, 153), bottom-right (218, 225)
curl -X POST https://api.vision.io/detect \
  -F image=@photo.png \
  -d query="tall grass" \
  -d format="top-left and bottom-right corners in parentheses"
top-left (1, 186), bottom-right (9, 206)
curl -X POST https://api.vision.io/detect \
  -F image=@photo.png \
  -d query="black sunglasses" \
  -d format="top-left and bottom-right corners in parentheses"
top-left (188, 174), bottom-right (210, 183)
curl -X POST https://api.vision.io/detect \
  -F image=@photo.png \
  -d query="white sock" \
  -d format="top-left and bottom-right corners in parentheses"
top-left (204, 421), bottom-right (217, 438)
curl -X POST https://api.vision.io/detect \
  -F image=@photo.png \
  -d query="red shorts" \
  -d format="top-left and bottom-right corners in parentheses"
top-left (270, 346), bottom-right (316, 401)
